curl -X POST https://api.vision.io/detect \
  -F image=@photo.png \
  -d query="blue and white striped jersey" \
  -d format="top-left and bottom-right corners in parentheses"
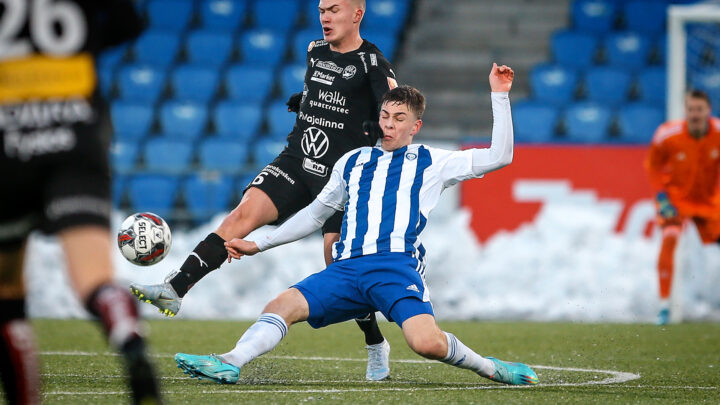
top-left (317, 144), bottom-right (480, 263)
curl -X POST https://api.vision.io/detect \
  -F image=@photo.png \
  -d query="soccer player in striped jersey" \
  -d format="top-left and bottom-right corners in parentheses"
top-left (173, 64), bottom-right (539, 386)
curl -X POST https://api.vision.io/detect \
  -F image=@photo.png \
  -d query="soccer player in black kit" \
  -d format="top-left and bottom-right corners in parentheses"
top-left (0, 1), bottom-right (161, 404)
top-left (131, 0), bottom-right (397, 380)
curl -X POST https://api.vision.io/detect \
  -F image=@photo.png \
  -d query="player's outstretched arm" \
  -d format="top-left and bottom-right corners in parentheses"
top-left (225, 199), bottom-right (337, 259)
top-left (471, 63), bottom-right (515, 176)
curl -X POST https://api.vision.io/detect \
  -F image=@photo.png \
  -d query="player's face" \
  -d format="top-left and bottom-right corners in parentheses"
top-left (318, 0), bottom-right (361, 45)
top-left (379, 102), bottom-right (423, 151)
top-left (685, 96), bottom-right (711, 137)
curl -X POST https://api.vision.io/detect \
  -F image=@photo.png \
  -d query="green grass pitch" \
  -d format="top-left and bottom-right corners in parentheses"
top-left (24, 319), bottom-right (720, 404)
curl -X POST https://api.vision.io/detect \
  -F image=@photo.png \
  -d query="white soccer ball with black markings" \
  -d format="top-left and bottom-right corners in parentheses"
top-left (117, 212), bottom-right (172, 266)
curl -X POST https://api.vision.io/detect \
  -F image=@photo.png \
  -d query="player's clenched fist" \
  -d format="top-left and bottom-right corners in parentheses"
top-left (225, 238), bottom-right (260, 261)
top-left (489, 63), bottom-right (514, 93)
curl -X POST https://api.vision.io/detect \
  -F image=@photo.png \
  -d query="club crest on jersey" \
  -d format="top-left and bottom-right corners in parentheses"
top-left (405, 152), bottom-right (418, 161)
top-left (342, 65), bottom-right (357, 79)
top-left (301, 126), bottom-right (330, 159)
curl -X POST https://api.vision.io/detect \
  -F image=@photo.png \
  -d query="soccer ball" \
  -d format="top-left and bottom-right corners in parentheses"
top-left (117, 212), bottom-right (172, 266)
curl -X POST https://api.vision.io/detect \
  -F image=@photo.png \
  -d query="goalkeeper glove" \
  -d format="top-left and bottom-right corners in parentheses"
top-left (362, 120), bottom-right (383, 145)
top-left (286, 92), bottom-right (302, 113)
top-left (656, 192), bottom-right (678, 219)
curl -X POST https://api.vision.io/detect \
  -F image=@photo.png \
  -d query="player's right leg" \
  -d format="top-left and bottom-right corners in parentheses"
top-left (175, 288), bottom-right (308, 384)
top-left (0, 243), bottom-right (41, 405)
top-left (656, 220), bottom-right (682, 325)
top-left (130, 187), bottom-right (279, 316)
top-left (60, 225), bottom-right (162, 404)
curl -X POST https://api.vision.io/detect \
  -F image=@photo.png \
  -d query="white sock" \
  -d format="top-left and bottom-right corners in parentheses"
top-left (220, 313), bottom-right (288, 368)
top-left (440, 332), bottom-right (495, 377)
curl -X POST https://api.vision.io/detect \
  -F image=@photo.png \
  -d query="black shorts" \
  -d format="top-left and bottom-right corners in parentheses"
top-left (0, 118), bottom-right (112, 250)
top-left (245, 151), bottom-right (343, 234)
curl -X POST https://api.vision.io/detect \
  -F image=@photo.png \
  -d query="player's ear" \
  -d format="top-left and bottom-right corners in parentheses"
top-left (410, 119), bottom-right (423, 137)
top-left (353, 7), bottom-right (364, 23)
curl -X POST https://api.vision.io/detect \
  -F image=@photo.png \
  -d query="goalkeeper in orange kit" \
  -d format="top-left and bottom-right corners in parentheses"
top-left (645, 90), bottom-right (720, 325)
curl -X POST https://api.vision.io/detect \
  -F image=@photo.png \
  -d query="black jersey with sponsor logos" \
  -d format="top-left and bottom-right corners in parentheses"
top-left (0, 0), bottom-right (142, 167)
top-left (284, 39), bottom-right (396, 177)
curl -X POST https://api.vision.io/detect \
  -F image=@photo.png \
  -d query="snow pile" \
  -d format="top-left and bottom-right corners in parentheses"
top-left (25, 203), bottom-right (720, 322)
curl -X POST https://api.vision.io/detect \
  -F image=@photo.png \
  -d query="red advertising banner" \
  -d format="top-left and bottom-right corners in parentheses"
top-left (460, 145), bottom-right (654, 241)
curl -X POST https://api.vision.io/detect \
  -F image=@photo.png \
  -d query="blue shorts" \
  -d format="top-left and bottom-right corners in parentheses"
top-left (292, 252), bottom-right (434, 328)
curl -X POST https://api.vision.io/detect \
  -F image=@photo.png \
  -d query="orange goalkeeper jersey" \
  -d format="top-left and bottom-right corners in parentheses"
top-left (645, 118), bottom-right (720, 219)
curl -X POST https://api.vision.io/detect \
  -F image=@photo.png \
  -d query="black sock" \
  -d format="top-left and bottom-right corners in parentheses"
top-left (355, 312), bottom-right (385, 345)
top-left (169, 233), bottom-right (227, 297)
top-left (0, 299), bottom-right (40, 405)
top-left (85, 284), bottom-right (142, 349)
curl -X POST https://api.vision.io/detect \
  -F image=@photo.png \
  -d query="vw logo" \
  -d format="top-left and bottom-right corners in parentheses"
top-left (301, 127), bottom-right (330, 159)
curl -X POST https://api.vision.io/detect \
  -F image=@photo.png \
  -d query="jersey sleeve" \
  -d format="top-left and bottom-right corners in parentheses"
top-left (367, 54), bottom-right (397, 107)
top-left (645, 124), bottom-right (672, 192)
top-left (316, 151), bottom-right (353, 210)
top-left (428, 147), bottom-right (478, 188)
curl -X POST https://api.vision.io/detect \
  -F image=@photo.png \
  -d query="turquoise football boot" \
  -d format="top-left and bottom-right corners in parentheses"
top-left (175, 353), bottom-right (240, 384)
top-left (486, 357), bottom-right (539, 385)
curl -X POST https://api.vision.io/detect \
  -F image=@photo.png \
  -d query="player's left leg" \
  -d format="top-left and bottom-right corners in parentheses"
top-left (0, 243), bottom-right (41, 405)
top-left (323, 230), bottom-right (389, 381)
top-left (60, 225), bottom-right (161, 404)
top-left (656, 218), bottom-right (682, 325)
top-left (397, 308), bottom-right (538, 386)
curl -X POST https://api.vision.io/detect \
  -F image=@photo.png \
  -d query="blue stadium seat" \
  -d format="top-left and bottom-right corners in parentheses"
top-left (111, 101), bottom-right (154, 140)
top-left (637, 67), bottom-right (666, 106)
top-left (127, 175), bottom-right (180, 218)
top-left (99, 66), bottom-right (114, 98)
top-left (654, 35), bottom-right (667, 64)
top-left (571, 0), bottom-right (617, 34)
top-left (253, 0), bottom-right (300, 31)
top-left (186, 30), bottom-right (234, 67)
top-left (617, 103), bottom-right (665, 143)
top-left (564, 102), bottom-right (613, 142)
top-left (266, 101), bottom-right (297, 138)
top-left (585, 67), bottom-right (632, 106)
top-left (280, 64), bottom-right (306, 99)
top-left (364, 32), bottom-right (398, 61)
top-left (146, 0), bottom-right (194, 31)
top-left (252, 138), bottom-right (286, 167)
top-left (200, 0), bottom-right (246, 31)
top-left (133, 30), bottom-right (180, 68)
top-left (551, 30), bottom-right (598, 69)
top-left (239, 30), bottom-right (285, 67)
top-left (159, 100), bottom-right (209, 139)
top-left (198, 139), bottom-right (249, 173)
top-left (213, 101), bottom-right (262, 139)
top-left (112, 175), bottom-right (127, 207)
top-left (225, 64), bottom-right (273, 102)
top-left (98, 45), bottom-right (127, 72)
top-left (623, 1), bottom-right (667, 36)
top-left (604, 31), bottom-right (652, 69)
top-left (530, 64), bottom-right (579, 105)
top-left (171, 64), bottom-right (221, 102)
top-left (512, 102), bottom-right (559, 143)
top-left (364, 0), bottom-right (410, 33)
top-left (143, 138), bottom-right (195, 173)
top-left (111, 142), bottom-right (140, 174)
top-left (292, 29), bottom-right (320, 62)
top-left (117, 64), bottom-right (166, 102)
top-left (183, 173), bottom-right (235, 221)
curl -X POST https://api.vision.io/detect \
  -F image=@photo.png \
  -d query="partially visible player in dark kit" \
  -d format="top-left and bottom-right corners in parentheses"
top-left (0, 1), bottom-right (161, 403)
top-left (131, 0), bottom-right (398, 381)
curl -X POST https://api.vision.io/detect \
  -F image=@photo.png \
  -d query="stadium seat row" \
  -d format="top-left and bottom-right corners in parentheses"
top-left (111, 137), bottom-right (285, 175)
top-left (111, 99), bottom-right (297, 140)
top-left (551, 29), bottom-right (666, 70)
top-left (99, 28), bottom-right (399, 73)
top-left (114, 173), bottom-right (256, 221)
top-left (530, 64), bottom-right (666, 107)
top-left (513, 101), bottom-right (664, 143)
top-left (571, 0), bottom-right (702, 35)
top-left (136, 0), bottom-right (410, 34)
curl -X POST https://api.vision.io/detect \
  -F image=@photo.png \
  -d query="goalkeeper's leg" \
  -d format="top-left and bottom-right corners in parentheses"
top-left (657, 223), bottom-right (681, 325)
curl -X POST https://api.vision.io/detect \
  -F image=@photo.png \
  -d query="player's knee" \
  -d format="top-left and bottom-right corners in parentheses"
top-left (262, 288), bottom-right (309, 326)
top-left (407, 333), bottom-right (446, 360)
